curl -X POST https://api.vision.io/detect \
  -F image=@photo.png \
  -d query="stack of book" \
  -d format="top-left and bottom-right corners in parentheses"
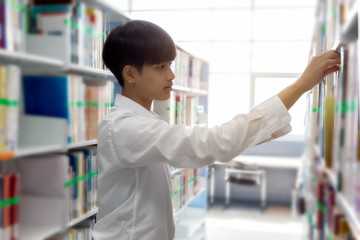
top-left (28, 0), bottom-right (110, 68)
top-left (67, 149), bottom-right (98, 221)
top-left (171, 48), bottom-right (207, 90)
top-left (154, 91), bottom-right (205, 127)
top-left (0, 0), bottom-right (27, 52)
top-left (16, 148), bottom-right (98, 223)
top-left (171, 168), bottom-right (201, 214)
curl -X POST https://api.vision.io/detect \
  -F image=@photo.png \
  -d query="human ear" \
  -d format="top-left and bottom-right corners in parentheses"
top-left (122, 65), bottom-right (139, 84)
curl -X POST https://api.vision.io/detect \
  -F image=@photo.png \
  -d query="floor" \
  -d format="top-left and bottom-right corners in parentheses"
top-left (206, 203), bottom-right (306, 240)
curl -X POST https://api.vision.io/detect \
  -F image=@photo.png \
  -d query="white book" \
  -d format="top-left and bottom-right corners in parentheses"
top-left (4, 0), bottom-right (13, 51)
top-left (16, 155), bottom-right (70, 197)
top-left (6, 65), bottom-right (20, 152)
top-left (37, 12), bottom-right (71, 36)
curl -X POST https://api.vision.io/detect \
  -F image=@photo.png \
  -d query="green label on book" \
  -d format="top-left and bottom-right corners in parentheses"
top-left (332, 7), bottom-right (337, 16)
top-left (68, 101), bottom-right (114, 108)
top-left (335, 100), bottom-right (356, 113)
top-left (63, 19), bottom-right (106, 39)
top-left (0, 98), bottom-right (19, 107)
top-left (64, 171), bottom-right (98, 188)
top-left (173, 174), bottom-right (200, 196)
top-left (321, 25), bottom-right (326, 33)
top-left (317, 202), bottom-right (326, 213)
top-left (306, 208), bottom-right (313, 224)
top-left (312, 108), bottom-right (322, 113)
top-left (174, 63), bottom-right (188, 69)
top-left (0, 197), bottom-right (19, 208)
top-left (311, 175), bottom-right (317, 183)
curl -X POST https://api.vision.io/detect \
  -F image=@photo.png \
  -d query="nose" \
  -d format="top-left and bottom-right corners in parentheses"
top-left (168, 69), bottom-right (175, 81)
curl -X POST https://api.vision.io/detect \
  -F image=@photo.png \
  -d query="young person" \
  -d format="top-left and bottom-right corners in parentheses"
top-left (92, 20), bottom-right (340, 240)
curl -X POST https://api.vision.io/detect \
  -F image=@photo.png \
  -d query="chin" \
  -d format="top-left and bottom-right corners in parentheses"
top-left (154, 92), bottom-right (171, 101)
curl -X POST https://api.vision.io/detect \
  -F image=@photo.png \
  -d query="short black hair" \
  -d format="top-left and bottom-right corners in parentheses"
top-left (102, 20), bottom-right (177, 87)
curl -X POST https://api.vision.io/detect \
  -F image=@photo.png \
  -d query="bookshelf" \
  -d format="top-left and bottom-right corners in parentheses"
top-left (305, 0), bottom-right (360, 239)
top-left (0, 1), bottom-right (209, 240)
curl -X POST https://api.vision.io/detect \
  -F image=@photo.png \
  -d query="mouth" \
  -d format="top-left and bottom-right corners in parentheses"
top-left (164, 84), bottom-right (173, 91)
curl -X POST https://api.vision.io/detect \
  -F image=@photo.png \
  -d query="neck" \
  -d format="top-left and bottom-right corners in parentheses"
top-left (121, 90), bottom-right (153, 111)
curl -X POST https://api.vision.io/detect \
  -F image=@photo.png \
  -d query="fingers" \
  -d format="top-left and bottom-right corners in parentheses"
top-left (322, 59), bottom-right (341, 68)
top-left (317, 50), bottom-right (341, 62)
top-left (323, 65), bottom-right (341, 77)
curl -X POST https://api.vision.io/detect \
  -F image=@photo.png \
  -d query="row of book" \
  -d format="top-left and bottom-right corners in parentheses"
top-left (305, 42), bottom-right (359, 240)
top-left (171, 48), bottom-right (206, 90)
top-left (23, 75), bottom-right (113, 143)
top-left (153, 91), bottom-right (206, 127)
top-left (48, 216), bottom-right (96, 240)
top-left (0, 0), bottom-right (27, 52)
top-left (305, 0), bottom-right (360, 236)
top-left (171, 168), bottom-right (202, 214)
top-left (306, 173), bottom-right (355, 239)
top-left (15, 148), bottom-right (98, 223)
top-left (67, 149), bottom-right (98, 220)
top-left (29, 1), bottom-right (107, 69)
top-left (0, 65), bottom-right (21, 155)
top-left (0, 173), bottom-right (20, 240)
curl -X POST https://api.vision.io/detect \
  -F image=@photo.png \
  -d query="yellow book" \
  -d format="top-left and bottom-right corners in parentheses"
top-left (0, 66), bottom-right (8, 153)
top-left (325, 96), bottom-right (336, 168)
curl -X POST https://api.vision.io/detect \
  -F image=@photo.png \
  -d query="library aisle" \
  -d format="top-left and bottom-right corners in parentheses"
top-left (0, 0), bottom-right (359, 240)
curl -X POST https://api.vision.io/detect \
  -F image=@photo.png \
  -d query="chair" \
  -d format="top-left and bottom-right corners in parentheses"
top-left (224, 161), bottom-right (267, 210)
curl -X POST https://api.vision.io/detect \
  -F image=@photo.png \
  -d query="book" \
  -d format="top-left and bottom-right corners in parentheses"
top-left (0, 66), bottom-right (7, 153)
top-left (2, 174), bottom-right (11, 240)
top-left (5, 65), bottom-right (20, 153)
top-left (29, 3), bottom-right (107, 69)
top-left (22, 75), bottom-right (72, 142)
top-left (23, 75), bottom-right (113, 143)
top-left (36, 11), bottom-right (71, 36)
top-left (0, 175), bottom-right (2, 237)
top-left (9, 174), bottom-right (19, 240)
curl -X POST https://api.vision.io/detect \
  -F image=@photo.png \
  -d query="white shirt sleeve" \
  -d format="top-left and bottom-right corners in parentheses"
top-left (104, 95), bottom-right (291, 168)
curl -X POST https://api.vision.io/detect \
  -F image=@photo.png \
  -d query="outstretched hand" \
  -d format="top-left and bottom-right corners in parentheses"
top-left (277, 50), bottom-right (341, 110)
top-left (295, 50), bottom-right (341, 93)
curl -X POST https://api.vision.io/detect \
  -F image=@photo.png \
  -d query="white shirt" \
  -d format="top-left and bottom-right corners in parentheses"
top-left (92, 94), bottom-right (292, 240)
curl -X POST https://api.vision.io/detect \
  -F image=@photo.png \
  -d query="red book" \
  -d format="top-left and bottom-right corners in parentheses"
top-left (9, 174), bottom-right (19, 240)
top-left (317, 178), bottom-right (323, 230)
top-left (2, 174), bottom-right (11, 240)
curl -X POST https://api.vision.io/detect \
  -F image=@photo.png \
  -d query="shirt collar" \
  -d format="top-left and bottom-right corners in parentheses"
top-left (114, 94), bottom-right (160, 119)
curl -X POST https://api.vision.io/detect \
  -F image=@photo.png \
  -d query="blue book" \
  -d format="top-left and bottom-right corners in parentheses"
top-left (23, 75), bottom-right (72, 143)
top-left (1, 0), bottom-right (5, 49)
top-left (69, 154), bottom-right (78, 218)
